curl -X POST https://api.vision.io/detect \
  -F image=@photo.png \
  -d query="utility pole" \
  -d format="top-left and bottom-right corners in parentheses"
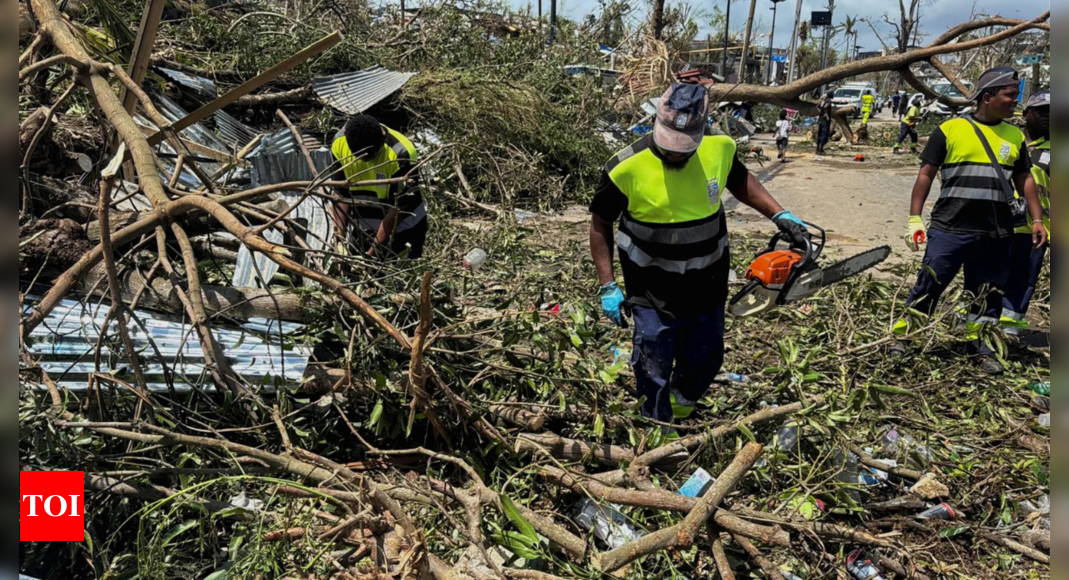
top-left (549, 0), bottom-right (557, 43)
top-left (739, 0), bottom-right (758, 83)
top-left (818, 0), bottom-right (834, 96)
top-left (767, 0), bottom-right (785, 85)
top-left (786, 0), bottom-right (803, 82)
top-left (722, 0), bottom-right (732, 78)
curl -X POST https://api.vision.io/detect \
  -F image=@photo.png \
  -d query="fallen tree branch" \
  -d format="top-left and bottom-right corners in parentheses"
top-left (594, 443), bottom-right (763, 573)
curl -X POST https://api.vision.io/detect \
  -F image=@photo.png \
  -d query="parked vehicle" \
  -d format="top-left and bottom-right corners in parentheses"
top-left (832, 84), bottom-right (879, 119)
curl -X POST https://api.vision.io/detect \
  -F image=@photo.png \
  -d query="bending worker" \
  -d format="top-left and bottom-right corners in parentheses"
top-left (895, 68), bottom-right (1048, 375)
top-left (589, 83), bottom-right (811, 425)
top-left (331, 114), bottom-right (427, 258)
top-left (1002, 91), bottom-right (1051, 335)
top-left (893, 97), bottom-right (923, 155)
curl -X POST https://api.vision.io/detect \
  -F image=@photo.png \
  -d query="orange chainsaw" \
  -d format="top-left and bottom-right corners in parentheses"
top-left (729, 223), bottom-right (891, 317)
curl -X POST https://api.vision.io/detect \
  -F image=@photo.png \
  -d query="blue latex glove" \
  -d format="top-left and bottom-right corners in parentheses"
top-left (599, 282), bottom-right (626, 327)
top-left (772, 210), bottom-right (811, 248)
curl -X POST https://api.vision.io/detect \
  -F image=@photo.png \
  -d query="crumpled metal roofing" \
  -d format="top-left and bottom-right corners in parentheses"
top-left (157, 67), bottom-right (218, 100)
top-left (312, 66), bottom-right (417, 115)
top-left (21, 297), bottom-right (312, 393)
top-left (215, 109), bottom-right (260, 151)
top-left (231, 129), bottom-right (335, 289)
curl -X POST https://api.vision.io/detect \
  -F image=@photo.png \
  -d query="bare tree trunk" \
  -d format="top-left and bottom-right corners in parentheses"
top-left (738, 0), bottom-right (758, 83)
top-left (651, 0), bottom-right (666, 40)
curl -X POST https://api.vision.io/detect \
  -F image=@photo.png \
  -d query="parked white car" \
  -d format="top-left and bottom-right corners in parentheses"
top-left (832, 86), bottom-right (879, 119)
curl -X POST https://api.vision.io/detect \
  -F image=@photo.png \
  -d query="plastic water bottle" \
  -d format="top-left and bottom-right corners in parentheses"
top-left (716, 372), bottom-right (751, 384)
top-left (1028, 382), bottom-right (1050, 396)
top-left (573, 499), bottom-right (645, 550)
top-left (917, 503), bottom-right (958, 521)
top-left (777, 422), bottom-right (800, 451)
top-left (679, 468), bottom-right (716, 498)
top-left (834, 449), bottom-right (862, 504)
top-left (846, 550), bottom-right (887, 580)
top-left (463, 249), bottom-right (487, 271)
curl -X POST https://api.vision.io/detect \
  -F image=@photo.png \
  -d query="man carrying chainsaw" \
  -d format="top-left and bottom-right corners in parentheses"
top-left (589, 83), bottom-right (812, 425)
top-left (895, 68), bottom-right (1048, 375)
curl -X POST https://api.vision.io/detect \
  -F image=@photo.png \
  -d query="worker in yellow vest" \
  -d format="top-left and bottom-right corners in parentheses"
top-left (589, 83), bottom-right (810, 429)
top-left (893, 68), bottom-right (1047, 375)
top-left (331, 115), bottom-right (427, 258)
top-left (861, 92), bottom-right (876, 125)
top-left (893, 97), bottom-right (923, 155)
top-left (1002, 91), bottom-right (1051, 335)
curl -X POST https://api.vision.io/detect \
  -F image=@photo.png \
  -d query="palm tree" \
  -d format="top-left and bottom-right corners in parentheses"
top-left (842, 15), bottom-right (859, 61)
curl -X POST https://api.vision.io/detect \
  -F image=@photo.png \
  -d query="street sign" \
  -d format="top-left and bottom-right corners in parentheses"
top-left (772, 55), bottom-right (788, 63)
top-left (1016, 54), bottom-right (1045, 65)
top-left (811, 11), bottom-right (832, 25)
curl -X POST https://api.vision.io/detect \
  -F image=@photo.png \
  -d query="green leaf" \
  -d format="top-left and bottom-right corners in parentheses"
top-left (369, 399), bottom-right (385, 428)
top-left (500, 495), bottom-right (538, 543)
top-left (493, 531), bottom-right (541, 561)
top-left (594, 414), bottom-right (605, 438)
top-left (162, 520), bottom-right (199, 548)
top-left (737, 422), bottom-right (757, 444)
top-left (204, 566), bottom-right (232, 580)
top-left (939, 526), bottom-right (971, 539)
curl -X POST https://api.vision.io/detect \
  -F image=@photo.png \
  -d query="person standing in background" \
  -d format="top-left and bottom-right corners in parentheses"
top-left (816, 91), bottom-right (834, 155)
top-left (775, 110), bottom-right (791, 163)
top-left (1002, 91), bottom-right (1051, 336)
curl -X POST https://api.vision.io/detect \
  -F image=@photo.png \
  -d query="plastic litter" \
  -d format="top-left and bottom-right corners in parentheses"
top-left (846, 550), bottom-right (887, 580)
top-left (463, 249), bottom-right (488, 271)
top-left (782, 572), bottom-right (805, 580)
top-left (1037, 414), bottom-right (1050, 429)
top-left (834, 449), bottom-right (862, 503)
top-left (777, 422), bottom-right (800, 451)
top-left (1019, 495), bottom-right (1050, 516)
top-left (514, 209), bottom-right (535, 224)
top-left (229, 492), bottom-right (265, 512)
top-left (716, 373), bottom-right (752, 385)
top-left (880, 426), bottom-right (933, 466)
top-left (1028, 381), bottom-right (1050, 396)
top-left (679, 468), bottom-right (716, 498)
top-left (917, 503), bottom-right (958, 521)
top-left (572, 499), bottom-right (645, 550)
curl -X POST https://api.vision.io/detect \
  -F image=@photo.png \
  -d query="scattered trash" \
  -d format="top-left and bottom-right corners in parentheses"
top-left (230, 493), bottom-right (265, 512)
top-left (514, 209), bottom-right (536, 224)
top-left (854, 154), bottom-right (866, 162)
top-left (1019, 495), bottom-right (1050, 516)
top-left (716, 373), bottom-right (752, 385)
top-left (868, 496), bottom-right (928, 513)
top-left (776, 422), bottom-right (800, 451)
top-left (834, 449), bottom-right (862, 503)
top-left (572, 499), bottom-right (645, 550)
top-left (782, 572), bottom-right (805, 580)
top-left (846, 550), bottom-right (887, 580)
top-left (910, 473), bottom-right (950, 500)
top-left (1037, 414), bottom-right (1050, 429)
top-left (679, 468), bottom-right (715, 498)
top-left (917, 503), bottom-right (958, 521)
top-left (729, 270), bottom-right (740, 284)
top-left (464, 248), bottom-right (488, 271)
top-left (788, 496), bottom-right (827, 520)
top-left (881, 426), bottom-right (933, 466)
top-left (1031, 396), bottom-right (1050, 413)
top-left (1027, 381), bottom-right (1050, 396)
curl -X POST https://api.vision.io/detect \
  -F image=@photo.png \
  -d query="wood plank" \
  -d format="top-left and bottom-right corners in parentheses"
top-left (121, 0), bottom-right (167, 114)
top-left (147, 32), bottom-right (343, 147)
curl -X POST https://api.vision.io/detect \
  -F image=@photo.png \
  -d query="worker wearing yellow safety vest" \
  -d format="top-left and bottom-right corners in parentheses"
top-left (893, 97), bottom-right (924, 155)
top-left (589, 83), bottom-right (811, 428)
top-left (893, 68), bottom-right (1048, 375)
top-left (861, 92), bottom-right (876, 125)
top-left (331, 115), bottom-right (427, 259)
top-left (1002, 91), bottom-right (1051, 335)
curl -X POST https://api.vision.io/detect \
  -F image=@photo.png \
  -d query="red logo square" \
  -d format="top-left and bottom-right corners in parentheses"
top-left (20, 471), bottom-right (85, 542)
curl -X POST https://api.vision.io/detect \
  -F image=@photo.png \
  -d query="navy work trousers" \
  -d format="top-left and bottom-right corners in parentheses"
top-left (631, 306), bottom-right (725, 423)
top-left (905, 228), bottom-right (1012, 355)
top-left (1002, 234), bottom-right (1048, 327)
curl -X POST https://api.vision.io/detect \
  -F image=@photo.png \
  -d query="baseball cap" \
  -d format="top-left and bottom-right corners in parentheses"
top-left (1025, 90), bottom-right (1050, 111)
top-left (653, 83), bottom-right (709, 154)
top-left (969, 67), bottom-right (1020, 101)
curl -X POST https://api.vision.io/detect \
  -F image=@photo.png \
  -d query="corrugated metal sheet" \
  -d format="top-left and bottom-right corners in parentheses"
top-left (215, 110), bottom-right (260, 151)
top-left (22, 297), bottom-right (311, 393)
top-left (157, 67), bottom-right (218, 100)
top-left (312, 66), bottom-right (417, 115)
top-left (134, 95), bottom-right (232, 190)
top-left (231, 129), bottom-right (335, 289)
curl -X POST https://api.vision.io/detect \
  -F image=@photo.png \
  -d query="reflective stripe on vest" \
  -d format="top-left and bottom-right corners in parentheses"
top-left (605, 134), bottom-right (736, 276)
top-left (937, 116), bottom-right (1026, 204)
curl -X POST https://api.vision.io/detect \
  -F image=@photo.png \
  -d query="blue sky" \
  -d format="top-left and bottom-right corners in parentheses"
top-left (510, 0), bottom-right (1050, 56)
